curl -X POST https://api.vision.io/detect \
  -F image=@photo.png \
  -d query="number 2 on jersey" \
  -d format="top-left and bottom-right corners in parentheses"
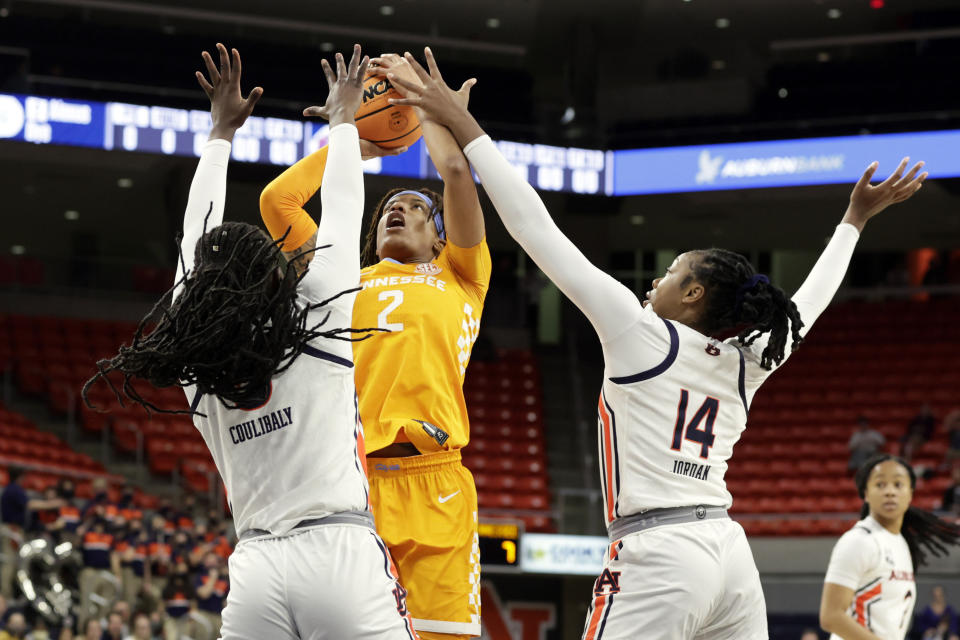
top-left (378, 290), bottom-right (404, 332)
top-left (670, 390), bottom-right (718, 459)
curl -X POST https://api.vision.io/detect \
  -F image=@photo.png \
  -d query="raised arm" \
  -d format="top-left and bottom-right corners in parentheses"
top-left (741, 158), bottom-right (927, 388)
top-left (175, 43), bottom-right (262, 296)
top-left (260, 56), bottom-right (407, 276)
top-left (372, 53), bottom-right (484, 248)
top-left (388, 49), bottom-right (645, 345)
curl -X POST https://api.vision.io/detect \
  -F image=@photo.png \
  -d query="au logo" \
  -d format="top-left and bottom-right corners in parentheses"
top-left (705, 344), bottom-right (720, 357)
top-left (593, 569), bottom-right (622, 596)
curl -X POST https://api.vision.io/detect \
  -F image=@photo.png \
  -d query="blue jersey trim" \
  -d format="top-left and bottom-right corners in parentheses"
top-left (737, 348), bottom-right (748, 415)
top-left (189, 390), bottom-right (203, 413)
top-left (302, 345), bottom-right (354, 368)
top-left (609, 319), bottom-right (679, 384)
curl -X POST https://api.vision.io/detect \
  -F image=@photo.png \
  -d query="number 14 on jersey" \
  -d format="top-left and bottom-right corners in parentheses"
top-left (670, 390), bottom-right (718, 459)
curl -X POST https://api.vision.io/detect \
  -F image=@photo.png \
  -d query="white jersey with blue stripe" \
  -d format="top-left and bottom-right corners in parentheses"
top-left (463, 134), bottom-right (863, 525)
top-left (175, 125), bottom-right (367, 537)
top-left (597, 308), bottom-right (751, 521)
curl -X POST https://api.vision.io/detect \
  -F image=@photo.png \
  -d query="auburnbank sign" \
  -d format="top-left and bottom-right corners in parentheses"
top-left (612, 129), bottom-right (960, 196)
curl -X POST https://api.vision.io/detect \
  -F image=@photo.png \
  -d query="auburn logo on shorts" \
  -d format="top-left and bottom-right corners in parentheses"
top-left (705, 343), bottom-right (721, 356)
top-left (415, 262), bottom-right (442, 276)
top-left (593, 569), bottom-right (622, 596)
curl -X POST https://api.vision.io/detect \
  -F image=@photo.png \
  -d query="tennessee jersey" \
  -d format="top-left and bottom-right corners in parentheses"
top-left (825, 516), bottom-right (916, 640)
top-left (353, 240), bottom-right (491, 454)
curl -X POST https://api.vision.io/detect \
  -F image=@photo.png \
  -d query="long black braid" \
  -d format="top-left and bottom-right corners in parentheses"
top-left (686, 248), bottom-right (804, 370)
top-left (83, 218), bottom-right (375, 416)
top-left (855, 454), bottom-right (960, 573)
top-left (360, 186), bottom-right (445, 268)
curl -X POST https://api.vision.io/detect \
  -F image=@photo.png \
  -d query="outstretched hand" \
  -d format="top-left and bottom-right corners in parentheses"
top-left (302, 44), bottom-right (369, 128)
top-left (843, 158), bottom-right (927, 231)
top-left (385, 47), bottom-right (479, 142)
top-left (196, 43), bottom-right (262, 143)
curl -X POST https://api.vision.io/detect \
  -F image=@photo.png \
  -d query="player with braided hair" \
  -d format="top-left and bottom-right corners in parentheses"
top-left (389, 48), bottom-right (929, 640)
top-left (86, 43), bottom-right (418, 639)
top-left (820, 454), bottom-right (960, 640)
top-left (260, 53), bottom-right (488, 639)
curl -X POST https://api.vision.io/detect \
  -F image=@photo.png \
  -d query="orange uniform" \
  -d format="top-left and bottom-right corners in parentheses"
top-left (261, 145), bottom-right (490, 638)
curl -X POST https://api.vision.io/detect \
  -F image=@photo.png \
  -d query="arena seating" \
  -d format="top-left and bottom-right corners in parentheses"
top-left (2, 298), bottom-right (956, 536)
top-left (0, 404), bottom-right (159, 508)
top-left (0, 314), bottom-right (556, 531)
top-left (729, 297), bottom-right (959, 535)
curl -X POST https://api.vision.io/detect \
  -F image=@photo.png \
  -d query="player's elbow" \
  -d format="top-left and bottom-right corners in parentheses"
top-left (436, 154), bottom-right (471, 181)
top-left (259, 182), bottom-right (280, 219)
top-left (818, 608), bottom-right (840, 633)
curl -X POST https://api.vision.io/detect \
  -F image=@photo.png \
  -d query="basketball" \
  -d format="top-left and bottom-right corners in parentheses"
top-left (354, 73), bottom-right (422, 149)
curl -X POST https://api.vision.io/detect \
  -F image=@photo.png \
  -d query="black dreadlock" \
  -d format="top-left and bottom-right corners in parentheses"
top-left (360, 186), bottom-right (445, 268)
top-left (855, 454), bottom-right (960, 573)
top-left (686, 248), bottom-right (804, 370)
top-left (83, 219), bottom-right (375, 416)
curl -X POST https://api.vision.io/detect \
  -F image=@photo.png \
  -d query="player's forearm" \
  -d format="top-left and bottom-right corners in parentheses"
top-left (820, 611), bottom-right (882, 640)
top-left (175, 139), bottom-right (231, 288)
top-left (316, 123), bottom-right (364, 276)
top-left (259, 146), bottom-right (327, 250)
top-left (463, 134), bottom-right (642, 342)
top-left (790, 223), bottom-right (860, 338)
top-left (420, 118), bottom-right (472, 182)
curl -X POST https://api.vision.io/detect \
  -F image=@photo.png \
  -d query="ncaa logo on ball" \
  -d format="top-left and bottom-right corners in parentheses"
top-left (416, 263), bottom-right (442, 276)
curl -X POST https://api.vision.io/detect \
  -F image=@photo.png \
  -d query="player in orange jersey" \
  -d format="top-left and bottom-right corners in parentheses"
top-left (259, 53), bottom-right (489, 639)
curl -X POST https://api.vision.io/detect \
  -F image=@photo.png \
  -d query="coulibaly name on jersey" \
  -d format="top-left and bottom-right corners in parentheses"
top-left (671, 459), bottom-right (711, 481)
top-left (229, 407), bottom-right (293, 445)
top-left (361, 275), bottom-right (447, 291)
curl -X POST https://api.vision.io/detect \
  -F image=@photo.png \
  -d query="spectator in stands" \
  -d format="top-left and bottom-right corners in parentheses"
top-left (107, 603), bottom-right (129, 638)
top-left (902, 404), bottom-right (937, 462)
top-left (123, 613), bottom-right (153, 640)
top-left (193, 552), bottom-right (226, 640)
top-left (25, 618), bottom-right (48, 640)
top-left (75, 518), bottom-right (114, 628)
top-left (49, 481), bottom-right (81, 544)
top-left (80, 619), bottom-right (100, 640)
top-left (0, 612), bottom-right (27, 640)
top-left (915, 585), bottom-right (960, 640)
top-left (799, 630), bottom-right (820, 640)
top-left (848, 416), bottom-right (886, 472)
top-left (1, 467), bottom-right (64, 597)
top-left (100, 613), bottom-right (123, 640)
top-left (944, 410), bottom-right (960, 464)
top-left (942, 466), bottom-right (960, 515)
top-left (160, 564), bottom-right (196, 640)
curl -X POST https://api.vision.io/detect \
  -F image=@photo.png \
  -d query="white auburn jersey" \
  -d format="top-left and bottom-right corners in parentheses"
top-left (176, 127), bottom-right (369, 538)
top-left (597, 305), bottom-right (754, 522)
top-left (185, 276), bottom-right (368, 537)
top-left (825, 516), bottom-right (916, 640)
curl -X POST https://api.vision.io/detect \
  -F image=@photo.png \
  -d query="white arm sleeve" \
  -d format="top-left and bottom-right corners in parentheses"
top-left (298, 123), bottom-right (364, 303)
top-left (173, 139), bottom-right (232, 301)
top-left (464, 135), bottom-right (668, 372)
top-left (738, 223), bottom-right (860, 393)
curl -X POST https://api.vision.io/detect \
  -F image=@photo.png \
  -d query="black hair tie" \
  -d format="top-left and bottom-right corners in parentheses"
top-left (734, 273), bottom-right (770, 317)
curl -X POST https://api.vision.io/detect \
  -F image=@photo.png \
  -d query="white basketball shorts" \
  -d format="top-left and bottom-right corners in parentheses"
top-left (582, 518), bottom-right (767, 640)
top-left (219, 524), bottom-right (418, 640)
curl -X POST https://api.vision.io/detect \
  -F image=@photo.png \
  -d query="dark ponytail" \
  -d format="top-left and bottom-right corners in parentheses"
top-left (687, 249), bottom-right (804, 370)
top-left (855, 454), bottom-right (960, 573)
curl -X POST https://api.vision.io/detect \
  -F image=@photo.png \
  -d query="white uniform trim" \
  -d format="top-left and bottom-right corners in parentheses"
top-left (411, 618), bottom-right (482, 635)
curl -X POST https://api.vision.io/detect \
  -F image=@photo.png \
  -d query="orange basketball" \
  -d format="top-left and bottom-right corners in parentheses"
top-left (354, 73), bottom-right (422, 149)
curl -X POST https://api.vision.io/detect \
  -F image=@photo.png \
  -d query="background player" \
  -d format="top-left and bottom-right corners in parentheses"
top-left (387, 48), bottom-right (929, 640)
top-left (259, 53), bottom-right (488, 639)
top-left (820, 454), bottom-right (960, 640)
top-left (83, 43), bottom-right (418, 640)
